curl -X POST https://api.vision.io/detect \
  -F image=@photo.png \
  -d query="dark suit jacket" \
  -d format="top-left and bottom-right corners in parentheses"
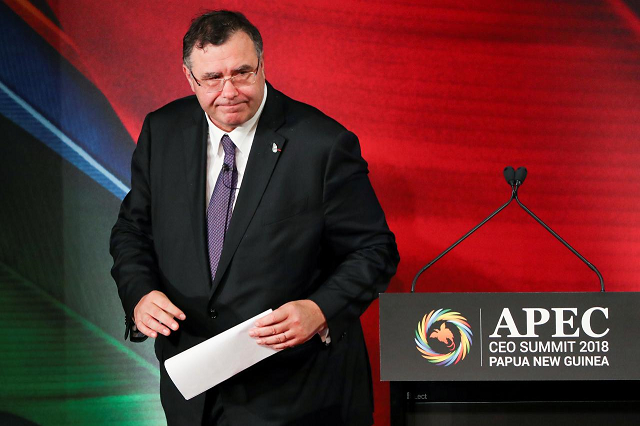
top-left (110, 83), bottom-right (399, 426)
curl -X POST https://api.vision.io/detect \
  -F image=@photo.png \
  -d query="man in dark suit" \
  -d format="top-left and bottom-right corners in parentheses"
top-left (110, 10), bottom-right (399, 426)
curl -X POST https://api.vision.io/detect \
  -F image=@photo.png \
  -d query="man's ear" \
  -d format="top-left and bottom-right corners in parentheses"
top-left (183, 64), bottom-right (196, 93)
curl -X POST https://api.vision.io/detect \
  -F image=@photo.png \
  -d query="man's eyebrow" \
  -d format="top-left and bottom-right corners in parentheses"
top-left (200, 65), bottom-right (255, 79)
top-left (234, 64), bottom-right (254, 73)
top-left (201, 71), bottom-right (223, 79)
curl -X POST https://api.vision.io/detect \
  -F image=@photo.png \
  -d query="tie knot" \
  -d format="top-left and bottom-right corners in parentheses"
top-left (221, 135), bottom-right (235, 156)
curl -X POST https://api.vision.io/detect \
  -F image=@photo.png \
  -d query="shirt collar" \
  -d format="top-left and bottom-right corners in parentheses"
top-left (205, 83), bottom-right (268, 154)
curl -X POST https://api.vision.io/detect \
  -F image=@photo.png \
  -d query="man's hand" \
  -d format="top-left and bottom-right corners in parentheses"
top-left (133, 290), bottom-right (186, 339)
top-left (249, 300), bottom-right (328, 350)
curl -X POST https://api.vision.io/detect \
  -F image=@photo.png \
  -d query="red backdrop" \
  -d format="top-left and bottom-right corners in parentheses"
top-left (18, 0), bottom-right (640, 424)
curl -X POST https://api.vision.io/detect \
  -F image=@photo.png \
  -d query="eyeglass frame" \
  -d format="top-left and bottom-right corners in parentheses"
top-left (189, 58), bottom-right (261, 93)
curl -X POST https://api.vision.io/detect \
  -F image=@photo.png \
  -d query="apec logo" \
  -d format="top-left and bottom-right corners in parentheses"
top-left (414, 309), bottom-right (473, 366)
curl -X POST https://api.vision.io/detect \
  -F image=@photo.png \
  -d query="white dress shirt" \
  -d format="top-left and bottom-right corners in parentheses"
top-left (205, 83), bottom-right (268, 210)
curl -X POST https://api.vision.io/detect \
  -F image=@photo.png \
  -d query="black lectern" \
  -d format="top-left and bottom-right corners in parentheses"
top-left (380, 292), bottom-right (640, 425)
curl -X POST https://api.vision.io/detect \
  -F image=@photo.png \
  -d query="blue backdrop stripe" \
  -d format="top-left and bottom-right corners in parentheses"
top-left (0, 81), bottom-right (129, 199)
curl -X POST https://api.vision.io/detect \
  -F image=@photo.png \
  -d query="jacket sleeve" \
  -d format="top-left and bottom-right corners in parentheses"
top-left (109, 114), bottom-right (159, 341)
top-left (308, 130), bottom-right (400, 343)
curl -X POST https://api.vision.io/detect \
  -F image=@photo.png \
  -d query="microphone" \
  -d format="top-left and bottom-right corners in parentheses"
top-left (515, 167), bottom-right (527, 187)
top-left (503, 166), bottom-right (515, 186)
top-left (222, 163), bottom-right (230, 172)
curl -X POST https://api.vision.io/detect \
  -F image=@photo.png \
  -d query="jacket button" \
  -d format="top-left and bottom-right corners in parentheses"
top-left (209, 308), bottom-right (218, 319)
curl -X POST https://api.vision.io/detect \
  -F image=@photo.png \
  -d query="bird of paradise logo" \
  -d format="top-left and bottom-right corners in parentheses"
top-left (415, 309), bottom-right (473, 366)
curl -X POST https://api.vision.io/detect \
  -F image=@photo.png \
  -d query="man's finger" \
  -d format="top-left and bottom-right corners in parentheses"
top-left (256, 332), bottom-right (295, 347)
top-left (272, 338), bottom-right (299, 350)
top-left (254, 308), bottom-right (288, 327)
top-left (135, 320), bottom-right (158, 339)
top-left (150, 306), bottom-right (181, 331)
top-left (249, 324), bottom-right (287, 338)
top-left (154, 297), bottom-right (186, 321)
top-left (141, 314), bottom-right (172, 336)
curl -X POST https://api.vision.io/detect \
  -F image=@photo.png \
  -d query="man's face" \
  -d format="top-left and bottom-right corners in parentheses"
top-left (183, 31), bottom-right (265, 132)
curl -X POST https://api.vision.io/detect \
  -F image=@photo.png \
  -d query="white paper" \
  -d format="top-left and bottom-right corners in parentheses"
top-left (164, 309), bottom-right (280, 400)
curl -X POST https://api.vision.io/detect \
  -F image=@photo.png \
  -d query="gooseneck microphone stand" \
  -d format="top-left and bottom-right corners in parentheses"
top-left (512, 167), bottom-right (604, 292)
top-left (411, 166), bottom-right (605, 293)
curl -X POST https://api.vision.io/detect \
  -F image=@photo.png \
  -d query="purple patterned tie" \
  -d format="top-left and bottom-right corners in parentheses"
top-left (207, 134), bottom-right (238, 282)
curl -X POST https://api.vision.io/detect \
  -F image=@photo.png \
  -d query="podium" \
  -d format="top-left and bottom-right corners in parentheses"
top-left (380, 292), bottom-right (640, 425)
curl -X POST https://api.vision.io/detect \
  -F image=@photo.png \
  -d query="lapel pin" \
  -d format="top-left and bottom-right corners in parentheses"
top-left (272, 143), bottom-right (281, 153)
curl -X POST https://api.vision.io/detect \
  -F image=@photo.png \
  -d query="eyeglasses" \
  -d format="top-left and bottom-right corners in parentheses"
top-left (190, 59), bottom-right (260, 93)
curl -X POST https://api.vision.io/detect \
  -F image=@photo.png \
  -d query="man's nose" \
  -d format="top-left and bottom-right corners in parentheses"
top-left (220, 78), bottom-right (239, 97)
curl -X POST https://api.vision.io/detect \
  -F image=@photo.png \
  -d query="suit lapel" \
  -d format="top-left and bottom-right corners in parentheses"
top-left (210, 85), bottom-right (286, 295)
top-left (180, 100), bottom-right (210, 291)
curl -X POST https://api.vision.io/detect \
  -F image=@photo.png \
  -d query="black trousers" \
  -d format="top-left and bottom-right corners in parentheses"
top-left (202, 389), bottom-right (229, 426)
